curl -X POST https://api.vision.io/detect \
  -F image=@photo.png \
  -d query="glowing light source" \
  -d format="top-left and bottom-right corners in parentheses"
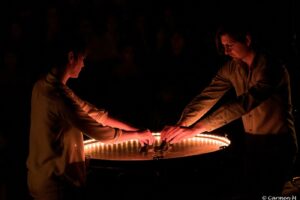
top-left (83, 132), bottom-right (230, 161)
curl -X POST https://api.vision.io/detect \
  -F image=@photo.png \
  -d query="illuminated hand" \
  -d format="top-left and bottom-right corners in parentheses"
top-left (161, 125), bottom-right (204, 144)
top-left (136, 129), bottom-right (155, 146)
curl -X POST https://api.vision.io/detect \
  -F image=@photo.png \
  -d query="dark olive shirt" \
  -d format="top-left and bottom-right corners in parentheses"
top-left (179, 53), bottom-right (297, 147)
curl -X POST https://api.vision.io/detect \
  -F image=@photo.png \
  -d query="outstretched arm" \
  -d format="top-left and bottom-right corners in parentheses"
top-left (58, 85), bottom-right (154, 144)
top-left (178, 65), bottom-right (232, 126)
top-left (104, 116), bottom-right (138, 131)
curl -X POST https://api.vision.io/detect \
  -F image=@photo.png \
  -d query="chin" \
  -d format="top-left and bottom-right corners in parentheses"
top-left (71, 74), bottom-right (79, 79)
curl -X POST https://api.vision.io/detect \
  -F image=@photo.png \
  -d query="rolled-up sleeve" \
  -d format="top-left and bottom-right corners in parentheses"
top-left (56, 85), bottom-right (121, 143)
top-left (178, 65), bottom-right (232, 127)
top-left (198, 60), bottom-right (287, 132)
top-left (61, 85), bottom-right (109, 125)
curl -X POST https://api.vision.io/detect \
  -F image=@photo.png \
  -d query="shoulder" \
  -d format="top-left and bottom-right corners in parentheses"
top-left (32, 76), bottom-right (46, 94)
top-left (257, 52), bottom-right (284, 69)
top-left (219, 59), bottom-right (241, 74)
top-left (255, 53), bottom-right (289, 81)
top-left (32, 76), bottom-right (67, 103)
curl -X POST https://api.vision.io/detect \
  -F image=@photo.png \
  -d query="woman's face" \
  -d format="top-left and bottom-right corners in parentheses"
top-left (220, 34), bottom-right (251, 61)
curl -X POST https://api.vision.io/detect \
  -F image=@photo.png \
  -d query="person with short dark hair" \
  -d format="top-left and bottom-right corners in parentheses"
top-left (161, 22), bottom-right (298, 198)
top-left (26, 33), bottom-right (154, 200)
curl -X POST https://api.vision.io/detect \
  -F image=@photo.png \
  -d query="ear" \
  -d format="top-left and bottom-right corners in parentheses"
top-left (68, 51), bottom-right (75, 64)
top-left (245, 34), bottom-right (252, 47)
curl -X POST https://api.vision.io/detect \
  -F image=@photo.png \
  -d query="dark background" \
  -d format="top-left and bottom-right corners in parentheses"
top-left (0, 0), bottom-right (299, 199)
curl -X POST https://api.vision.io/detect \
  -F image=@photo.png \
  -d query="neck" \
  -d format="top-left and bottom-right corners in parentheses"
top-left (51, 67), bottom-right (69, 85)
top-left (242, 50), bottom-right (256, 68)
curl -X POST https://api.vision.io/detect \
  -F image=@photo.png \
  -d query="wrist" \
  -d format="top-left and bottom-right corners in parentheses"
top-left (192, 123), bottom-right (206, 133)
top-left (177, 121), bottom-right (187, 127)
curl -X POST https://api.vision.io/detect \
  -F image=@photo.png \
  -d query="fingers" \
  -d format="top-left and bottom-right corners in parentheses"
top-left (145, 136), bottom-right (154, 146)
top-left (138, 129), bottom-right (155, 146)
top-left (167, 129), bottom-right (183, 143)
top-left (160, 125), bottom-right (173, 137)
top-left (169, 131), bottom-right (188, 144)
top-left (139, 138), bottom-right (154, 146)
top-left (136, 126), bottom-right (190, 145)
top-left (161, 125), bottom-right (172, 133)
top-left (161, 125), bottom-right (180, 141)
top-left (167, 127), bottom-right (192, 144)
top-left (163, 126), bottom-right (182, 143)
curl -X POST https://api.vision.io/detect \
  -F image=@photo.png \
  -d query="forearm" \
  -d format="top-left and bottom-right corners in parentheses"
top-left (115, 130), bottom-right (139, 142)
top-left (60, 84), bottom-right (109, 124)
top-left (178, 73), bottom-right (231, 126)
top-left (104, 116), bottom-right (138, 131)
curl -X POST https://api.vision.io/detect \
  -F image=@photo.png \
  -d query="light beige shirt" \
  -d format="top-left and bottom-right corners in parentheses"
top-left (27, 72), bottom-right (121, 191)
top-left (179, 53), bottom-right (297, 143)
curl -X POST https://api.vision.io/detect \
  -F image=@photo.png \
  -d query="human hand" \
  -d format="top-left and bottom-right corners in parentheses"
top-left (136, 129), bottom-right (155, 146)
top-left (160, 125), bottom-right (180, 142)
top-left (160, 125), bottom-right (204, 144)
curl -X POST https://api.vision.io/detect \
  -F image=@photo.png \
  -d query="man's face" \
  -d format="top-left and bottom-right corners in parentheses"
top-left (220, 34), bottom-right (250, 61)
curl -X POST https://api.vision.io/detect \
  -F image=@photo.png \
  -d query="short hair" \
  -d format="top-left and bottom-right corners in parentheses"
top-left (47, 32), bottom-right (88, 68)
top-left (215, 22), bottom-right (256, 55)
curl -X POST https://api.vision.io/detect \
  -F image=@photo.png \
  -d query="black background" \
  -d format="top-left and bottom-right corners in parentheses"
top-left (0, 0), bottom-right (299, 199)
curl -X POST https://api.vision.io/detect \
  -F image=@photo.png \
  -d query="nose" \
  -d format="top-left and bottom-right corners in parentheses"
top-left (81, 61), bottom-right (85, 68)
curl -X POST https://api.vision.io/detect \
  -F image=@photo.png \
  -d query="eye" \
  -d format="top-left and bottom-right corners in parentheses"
top-left (223, 43), bottom-right (234, 50)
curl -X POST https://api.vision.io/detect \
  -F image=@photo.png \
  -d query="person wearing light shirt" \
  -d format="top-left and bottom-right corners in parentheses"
top-left (27, 33), bottom-right (154, 200)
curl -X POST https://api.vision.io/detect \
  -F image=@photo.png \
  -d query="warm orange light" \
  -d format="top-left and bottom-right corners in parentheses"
top-left (84, 132), bottom-right (230, 161)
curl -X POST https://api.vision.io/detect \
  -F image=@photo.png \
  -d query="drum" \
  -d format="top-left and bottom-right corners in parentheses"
top-left (84, 132), bottom-right (231, 199)
top-left (84, 132), bottom-right (230, 175)
top-left (84, 132), bottom-right (230, 161)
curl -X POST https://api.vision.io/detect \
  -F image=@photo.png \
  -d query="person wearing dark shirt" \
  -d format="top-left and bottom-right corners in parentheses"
top-left (161, 23), bottom-right (298, 198)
